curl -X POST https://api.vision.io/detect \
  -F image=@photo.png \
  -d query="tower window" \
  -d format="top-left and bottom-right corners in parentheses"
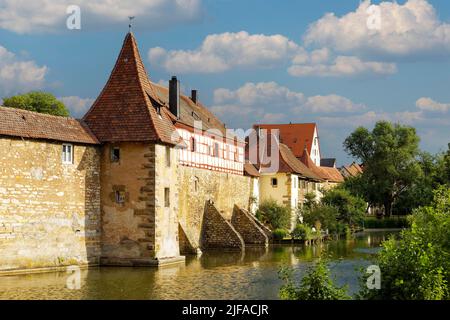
top-left (164, 188), bottom-right (170, 207)
top-left (165, 146), bottom-right (171, 167)
top-left (111, 147), bottom-right (120, 163)
top-left (115, 191), bottom-right (125, 204)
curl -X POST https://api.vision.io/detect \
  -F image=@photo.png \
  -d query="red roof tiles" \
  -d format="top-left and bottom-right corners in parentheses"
top-left (0, 106), bottom-right (98, 145)
top-left (298, 148), bottom-right (344, 183)
top-left (83, 32), bottom-right (181, 145)
top-left (254, 123), bottom-right (318, 158)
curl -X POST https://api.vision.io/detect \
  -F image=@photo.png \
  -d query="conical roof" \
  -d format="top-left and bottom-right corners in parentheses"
top-left (83, 32), bottom-right (180, 145)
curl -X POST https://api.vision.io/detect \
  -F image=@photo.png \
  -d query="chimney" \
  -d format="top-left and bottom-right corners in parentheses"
top-left (169, 76), bottom-right (180, 118)
top-left (191, 90), bottom-right (198, 104)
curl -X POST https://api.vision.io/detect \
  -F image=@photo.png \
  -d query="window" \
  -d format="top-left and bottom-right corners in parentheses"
top-left (115, 191), bottom-right (125, 204)
top-left (194, 177), bottom-right (199, 192)
top-left (271, 178), bottom-right (278, 187)
top-left (62, 144), bottom-right (73, 164)
top-left (111, 147), bottom-right (120, 163)
top-left (190, 137), bottom-right (196, 152)
top-left (165, 146), bottom-right (171, 167)
top-left (214, 143), bottom-right (219, 157)
top-left (164, 188), bottom-right (170, 207)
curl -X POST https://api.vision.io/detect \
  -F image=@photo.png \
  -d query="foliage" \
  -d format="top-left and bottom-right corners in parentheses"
top-left (279, 259), bottom-right (350, 300)
top-left (2, 91), bottom-right (70, 117)
top-left (303, 192), bottom-right (317, 209)
top-left (256, 199), bottom-right (291, 230)
top-left (344, 121), bottom-right (422, 216)
top-left (291, 224), bottom-right (315, 241)
top-left (363, 216), bottom-right (410, 229)
top-left (360, 186), bottom-right (450, 300)
top-left (272, 228), bottom-right (289, 241)
top-left (301, 205), bottom-right (339, 234)
top-left (322, 187), bottom-right (366, 226)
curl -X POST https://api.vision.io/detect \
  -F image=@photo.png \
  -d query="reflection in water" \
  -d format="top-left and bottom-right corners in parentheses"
top-left (0, 230), bottom-right (397, 300)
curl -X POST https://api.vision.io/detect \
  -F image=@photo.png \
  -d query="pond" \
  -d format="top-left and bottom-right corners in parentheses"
top-left (0, 230), bottom-right (398, 300)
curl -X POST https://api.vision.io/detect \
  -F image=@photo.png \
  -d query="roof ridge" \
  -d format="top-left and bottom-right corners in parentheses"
top-left (0, 106), bottom-right (77, 121)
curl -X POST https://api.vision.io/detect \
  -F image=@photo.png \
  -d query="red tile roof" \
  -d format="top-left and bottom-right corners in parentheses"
top-left (341, 163), bottom-right (364, 177)
top-left (0, 106), bottom-right (99, 145)
top-left (83, 32), bottom-right (181, 145)
top-left (298, 148), bottom-right (343, 183)
top-left (254, 123), bottom-right (318, 158)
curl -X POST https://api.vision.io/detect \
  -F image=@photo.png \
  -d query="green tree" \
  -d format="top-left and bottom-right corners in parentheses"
top-left (360, 186), bottom-right (450, 300)
top-left (256, 199), bottom-right (291, 230)
top-left (2, 91), bottom-right (69, 117)
top-left (279, 259), bottom-right (350, 300)
top-left (301, 205), bottom-right (339, 233)
top-left (322, 188), bottom-right (366, 226)
top-left (344, 121), bottom-right (422, 216)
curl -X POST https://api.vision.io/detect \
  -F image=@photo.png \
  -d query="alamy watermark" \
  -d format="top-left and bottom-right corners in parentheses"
top-left (66, 265), bottom-right (81, 290)
top-left (66, 5), bottom-right (81, 30)
top-left (366, 265), bottom-right (381, 290)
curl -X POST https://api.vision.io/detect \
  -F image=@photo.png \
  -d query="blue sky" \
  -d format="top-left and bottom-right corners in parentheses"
top-left (1, 0), bottom-right (450, 164)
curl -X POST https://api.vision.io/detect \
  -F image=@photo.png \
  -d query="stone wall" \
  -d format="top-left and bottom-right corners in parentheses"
top-left (201, 201), bottom-right (244, 250)
top-left (231, 206), bottom-right (268, 246)
top-left (0, 137), bottom-right (101, 271)
top-left (178, 166), bottom-right (252, 252)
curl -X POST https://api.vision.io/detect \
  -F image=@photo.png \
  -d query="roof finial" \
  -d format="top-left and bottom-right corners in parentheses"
top-left (128, 16), bottom-right (135, 32)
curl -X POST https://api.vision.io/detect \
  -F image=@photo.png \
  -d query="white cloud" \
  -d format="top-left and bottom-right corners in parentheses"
top-left (0, 0), bottom-right (202, 34)
top-left (59, 96), bottom-right (94, 118)
top-left (149, 31), bottom-right (300, 73)
top-left (0, 45), bottom-right (48, 97)
top-left (210, 81), bottom-right (364, 128)
top-left (304, 0), bottom-right (450, 59)
top-left (416, 97), bottom-right (450, 113)
top-left (288, 54), bottom-right (397, 77)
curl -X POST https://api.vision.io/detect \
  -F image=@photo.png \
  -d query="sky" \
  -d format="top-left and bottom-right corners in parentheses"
top-left (1, 0), bottom-right (450, 165)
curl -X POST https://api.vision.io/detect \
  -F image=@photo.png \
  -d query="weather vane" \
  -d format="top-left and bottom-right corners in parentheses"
top-left (128, 16), bottom-right (135, 31)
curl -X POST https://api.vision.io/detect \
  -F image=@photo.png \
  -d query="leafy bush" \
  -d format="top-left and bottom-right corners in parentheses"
top-left (359, 186), bottom-right (450, 300)
top-left (322, 188), bottom-right (366, 226)
top-left (279, 259), bottom-right (350, 300)
top-left (301, 205), bottom-right (339, 233)
top-left (3, 91), bottom-right (70, 117)
top-left (363, 216), bottom-right (410, 229)
top-left (256, 199), bottom-right (291, 230)
top-left (291, 224), bottom-right (314, 241)
top-left (272, 228), bottom-right (289, 241)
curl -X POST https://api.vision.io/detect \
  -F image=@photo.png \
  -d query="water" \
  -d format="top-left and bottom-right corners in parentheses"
top-left (0, 230), bottom-right (397, 300)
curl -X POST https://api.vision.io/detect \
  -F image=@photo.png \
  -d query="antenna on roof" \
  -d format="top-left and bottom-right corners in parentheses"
top-left (128, 16), bottom-right (135, 32)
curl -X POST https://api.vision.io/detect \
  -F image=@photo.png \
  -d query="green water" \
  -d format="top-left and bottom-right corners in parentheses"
top-left (0, 230), bottom-right (397, 300)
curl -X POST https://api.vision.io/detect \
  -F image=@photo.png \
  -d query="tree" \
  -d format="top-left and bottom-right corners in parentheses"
top-left (2, 91), bottom-right (70, 117)
top-left (359, 186), bottom-right (450, 300)
top-left (322, 188), bottom-right (366, 226)
top-left (256, 199), bottom-right (291, 230)
top-left (344, 121), bottom-right (422, 216)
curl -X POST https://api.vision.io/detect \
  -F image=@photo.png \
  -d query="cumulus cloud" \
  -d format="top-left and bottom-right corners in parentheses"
top-left (0, 0), bottom-right (202, 34)
top-left (416, 97), bottom-right (450, 113)
top-left (149, 31), bottom-right (300, 73)
top-left (0, 45), bottom-right (48, 96)
top-left (210, 81), bottom-right (365, 128)
top-left (59, 96), bottom-right (94, 118)
top-left (289, 53), bottom-right (397, 77)
top-left (304, 0), bottom-right (450, 59)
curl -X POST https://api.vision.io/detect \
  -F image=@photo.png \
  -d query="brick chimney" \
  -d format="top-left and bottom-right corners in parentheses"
top-left (169, 76), bottom-right (180, 118)
top-left (191, 90), bottom-right (198, 104)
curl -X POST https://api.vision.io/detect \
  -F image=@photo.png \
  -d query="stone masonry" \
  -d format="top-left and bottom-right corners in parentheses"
top-left (231, 206), bottom-right (268, 246)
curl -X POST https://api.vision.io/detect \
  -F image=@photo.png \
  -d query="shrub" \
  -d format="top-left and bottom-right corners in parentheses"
top-left (322, 188), bottom-right (366, 227)
top-left (359, 186), bottom-right (450, 300)
top-left (301, 205), bottom-right (339, 234)
top-left (279, 259), bottom-right (350, 300)
top-left (272, 228), bottom-right (289, 241)
top-left (256, 199), bottom-right (291, 230)
top-left (291, 224), bottom-right (313, 241)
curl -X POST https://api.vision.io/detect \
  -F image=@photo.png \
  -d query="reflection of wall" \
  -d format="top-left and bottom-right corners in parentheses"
top-left (0, 137), bottom-right (101, 271)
